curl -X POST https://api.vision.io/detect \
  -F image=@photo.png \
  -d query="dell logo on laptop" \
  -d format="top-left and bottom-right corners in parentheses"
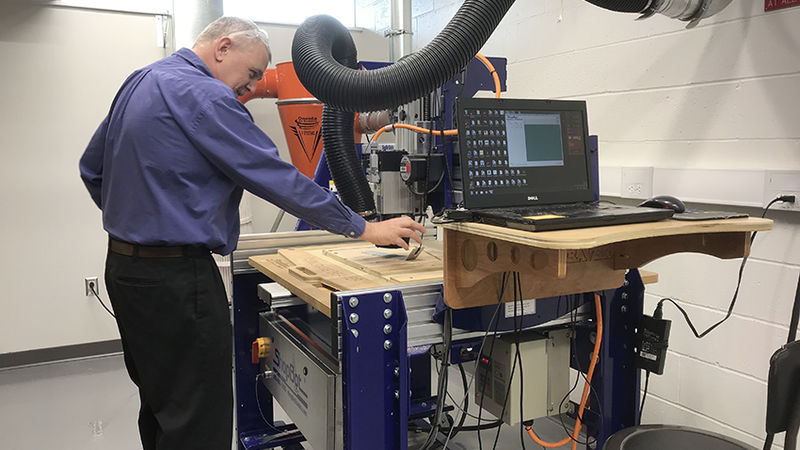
top-left (527, 195), bottom-right (539, 201)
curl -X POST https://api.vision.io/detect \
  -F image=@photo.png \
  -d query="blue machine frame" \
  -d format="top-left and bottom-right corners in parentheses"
top-left (339, 289), bottom-right (410, 449)
top-left (233, 266), bottom-right (645, 450)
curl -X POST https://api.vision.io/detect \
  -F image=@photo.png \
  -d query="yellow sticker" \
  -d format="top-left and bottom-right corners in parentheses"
top-left (523, 214), bottom-right (566, 220)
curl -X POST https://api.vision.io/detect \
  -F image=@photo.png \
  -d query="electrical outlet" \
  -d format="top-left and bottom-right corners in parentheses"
top-left (626, 183), bottom-right (643, 195)
top-left (621, 167), bottom-right (653, 200)
top-left (85, 277), bottom-right (99, 296)
top-left (773, 192), bottom-right (800, 212)
top-left (763, 171), bottom-right (800, 212)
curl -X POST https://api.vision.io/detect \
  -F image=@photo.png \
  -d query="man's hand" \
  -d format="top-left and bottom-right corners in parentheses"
top-left (358, 216), bottom-right (426, 250)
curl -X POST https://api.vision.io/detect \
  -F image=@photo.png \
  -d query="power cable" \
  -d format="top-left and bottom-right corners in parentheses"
top-left (89, 283), bottom-right (116, 319)
top-left (489, 275), bottom-right (523, 450)
top-left (254, 374), bottom-right (280, 434)
top-left (638, 196), bottom-right (792, 422)
top-left (652, 195), bottom-right (793, 340)
top-left (476, 273), bottom-right (511, 450)
top-left (525, 293), bottom-right (603, 449)
top-left (420, 308), bottom-right (453, 450)
top-left (554, 295), bottom-right (602, 447)
top-left (638, 371), bottom-right (651, 424)
top-left (439, 272), bottom-right (510, 449)
top-left (514, 272), bottom-right (527, 450)
top-left (421, 272), bottom-right (510, 449)
top-left (447, 363), bottom-right (470, 441)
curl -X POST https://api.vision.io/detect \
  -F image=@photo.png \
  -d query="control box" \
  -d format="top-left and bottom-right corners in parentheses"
top-left (475, 329), bottom-right (571, 424)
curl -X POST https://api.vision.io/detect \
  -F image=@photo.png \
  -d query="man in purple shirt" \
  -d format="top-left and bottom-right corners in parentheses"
top-left (79, 16), bottom-right (424, 450)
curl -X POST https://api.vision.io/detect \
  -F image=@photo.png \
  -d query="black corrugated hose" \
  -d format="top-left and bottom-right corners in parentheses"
top-left (291, 0), bottom-right (515, 112)
top-left (306, 23), bottom-right (377, 217)
top-left (322, 105), bottom-right (377, 216)
top-left (289, 0), bottom-right (651, 216)
top-left (291, 0), bottom-right (515, 216)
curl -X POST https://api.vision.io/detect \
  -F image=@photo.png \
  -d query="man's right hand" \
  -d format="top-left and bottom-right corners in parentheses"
top-left (358, 216), bottom-right (426, 250)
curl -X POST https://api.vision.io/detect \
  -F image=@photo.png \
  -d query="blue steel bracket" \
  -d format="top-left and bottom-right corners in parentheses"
top-left (596, 269), bottom-right (644, 445)
top-left (340, 289), bottom-right (409, 450)
top-left (570, 270), bottom-right (644, 449)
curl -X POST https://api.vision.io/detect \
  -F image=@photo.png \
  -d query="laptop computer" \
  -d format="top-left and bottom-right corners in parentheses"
top-left (456, 97), bottom-right (674, 232)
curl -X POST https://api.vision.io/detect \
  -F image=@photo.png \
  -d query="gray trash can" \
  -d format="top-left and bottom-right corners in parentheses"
top-left (603, 425), bottom-right (758, 450)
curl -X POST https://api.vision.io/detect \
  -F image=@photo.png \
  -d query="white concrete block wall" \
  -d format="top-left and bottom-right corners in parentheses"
top-left (0, 5), bottom-right (168, 355)
top-left (414, 0), bottom-right (800, 445)
top-left (0, 4), bottom-right (388, 355)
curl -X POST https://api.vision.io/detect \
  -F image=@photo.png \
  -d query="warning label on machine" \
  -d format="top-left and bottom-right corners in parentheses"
top-left (504, 299), bottom-right (536, 318)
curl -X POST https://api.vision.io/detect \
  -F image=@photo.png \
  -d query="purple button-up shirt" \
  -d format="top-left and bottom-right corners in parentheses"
top-left (79, 48), bottom-right (365, 255)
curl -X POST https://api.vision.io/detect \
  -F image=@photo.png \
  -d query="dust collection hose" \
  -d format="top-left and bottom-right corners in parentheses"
top-left (292, 0), bottom-right (515, 112)
top-left (302, 24), bottom-right (377, 217)
top-left (290, 0), bottom-right (700, 217)
top-left (291, 0), bottom-right (514, 216)
top-left (321, 106), bottom-right (377, 216)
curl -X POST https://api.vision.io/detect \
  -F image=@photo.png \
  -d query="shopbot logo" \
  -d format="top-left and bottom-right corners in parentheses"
top-left (290, 116), bottom-right (322, 162)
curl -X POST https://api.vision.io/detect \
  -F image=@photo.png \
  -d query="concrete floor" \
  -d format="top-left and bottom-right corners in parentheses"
top-left (0, 354), bottom-right (579, 449)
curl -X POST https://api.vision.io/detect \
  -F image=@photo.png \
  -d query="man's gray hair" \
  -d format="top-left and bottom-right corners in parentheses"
top-left (195, 16), bottom-right (271, 63)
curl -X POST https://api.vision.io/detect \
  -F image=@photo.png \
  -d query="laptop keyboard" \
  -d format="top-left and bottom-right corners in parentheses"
top-left (473, 201), bottom-right (673, 231)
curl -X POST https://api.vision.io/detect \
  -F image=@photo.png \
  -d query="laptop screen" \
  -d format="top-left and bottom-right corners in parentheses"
top-left (457, 98), bottom-right (593, 210)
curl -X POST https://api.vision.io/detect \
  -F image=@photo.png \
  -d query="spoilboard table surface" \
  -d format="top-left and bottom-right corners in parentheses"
top-left (249, 241), bottom-right (443, 317)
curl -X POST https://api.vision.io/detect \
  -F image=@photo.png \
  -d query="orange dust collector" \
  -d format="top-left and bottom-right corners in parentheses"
top-left (239, 62), bottom-right (324, 179)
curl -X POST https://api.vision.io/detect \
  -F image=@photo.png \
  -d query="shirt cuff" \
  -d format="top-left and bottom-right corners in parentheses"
top-left (346, 213), bottom-right (367, 239)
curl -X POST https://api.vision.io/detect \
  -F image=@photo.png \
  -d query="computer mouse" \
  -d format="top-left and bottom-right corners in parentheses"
top-left (638, 195), bottom-right (686, 213)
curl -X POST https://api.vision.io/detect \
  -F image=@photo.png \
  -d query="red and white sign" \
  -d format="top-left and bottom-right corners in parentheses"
top-left (765, 0), bottom-right (800, 12)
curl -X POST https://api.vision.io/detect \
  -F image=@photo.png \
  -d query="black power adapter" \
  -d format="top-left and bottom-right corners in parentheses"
top-left (636, 313), bottom-right (671, 375)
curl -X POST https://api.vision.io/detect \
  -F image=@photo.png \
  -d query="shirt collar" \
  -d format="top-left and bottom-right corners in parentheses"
top-left (174, 47), bottom-right (214, 78)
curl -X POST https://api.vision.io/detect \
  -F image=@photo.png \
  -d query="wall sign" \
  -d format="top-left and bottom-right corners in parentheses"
top-left (765, 0), bottom-right (800, 11)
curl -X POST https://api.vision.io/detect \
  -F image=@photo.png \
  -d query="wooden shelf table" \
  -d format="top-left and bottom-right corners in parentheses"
top-left (441, 217), bottom-right (773, 309)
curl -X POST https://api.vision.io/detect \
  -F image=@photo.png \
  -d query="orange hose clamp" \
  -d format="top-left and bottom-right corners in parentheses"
top-left (251, 337), bottom-right (272, 364)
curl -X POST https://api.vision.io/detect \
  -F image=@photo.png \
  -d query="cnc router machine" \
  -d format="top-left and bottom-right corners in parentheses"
top-left (228, 56), bottom-right (650, 450)
top-left (223, 1), bottom-right (751, 448)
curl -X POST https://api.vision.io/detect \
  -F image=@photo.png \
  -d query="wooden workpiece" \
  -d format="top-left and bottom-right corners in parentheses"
top-left (249, 242), bottom-right (443, 317)
top-left (441, 218), bottom-right (772, 309)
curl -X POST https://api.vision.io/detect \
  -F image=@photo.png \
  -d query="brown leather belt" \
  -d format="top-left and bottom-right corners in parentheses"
top-left (109, 237), bottom-right (208, 258)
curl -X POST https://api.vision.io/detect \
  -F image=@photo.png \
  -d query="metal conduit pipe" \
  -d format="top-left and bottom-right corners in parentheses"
top-left (584, 0), bottom-right (733, 26)
top-left (357, 110), bottom-right (394, 135)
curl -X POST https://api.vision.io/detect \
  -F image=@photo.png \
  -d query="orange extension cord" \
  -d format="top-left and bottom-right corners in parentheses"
top-left (525, 293), bottom-right (603, 450)
top-left (372, 123), bottom-right (459, 141)
top-left (370, 52), bottom-right (502, 141)
top-left (474, 52), bottom-right (502, 100)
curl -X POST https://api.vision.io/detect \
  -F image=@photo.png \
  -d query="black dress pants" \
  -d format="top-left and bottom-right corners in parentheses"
top-left (105, 246), bottom-right (232, 450)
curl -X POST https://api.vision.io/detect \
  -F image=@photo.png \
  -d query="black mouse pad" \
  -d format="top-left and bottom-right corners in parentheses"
top-left (672, 210), bottom-right (749, 221)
